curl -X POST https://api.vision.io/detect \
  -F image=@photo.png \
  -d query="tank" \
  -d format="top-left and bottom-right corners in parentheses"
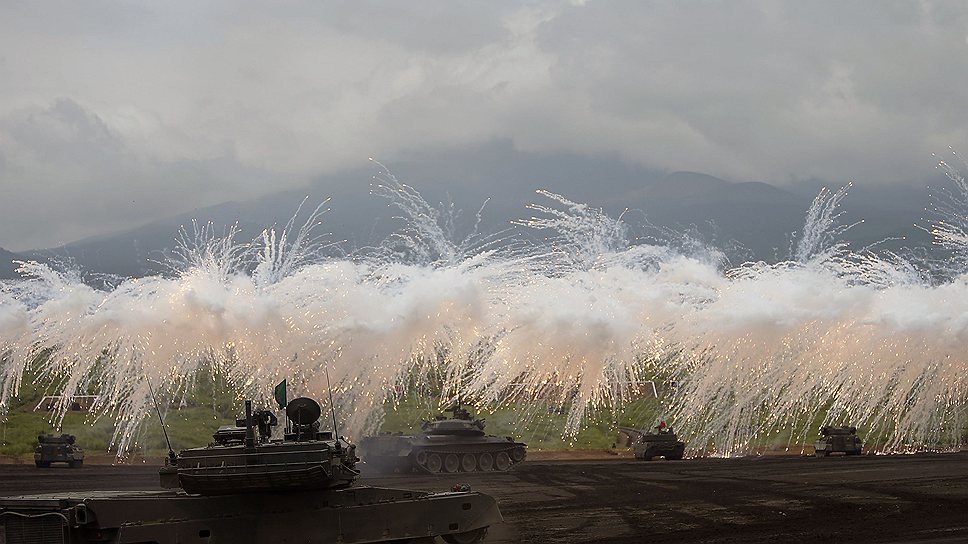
top-left (814, 425), bottom-right (863, 457)
top-left (360, 402), bottom-right (527, 473)
top-left (158, 397), bottom-right (358, 493)
top-left (33, 433), bottom-right (84, 468)
top-left (618, 422), bottom-right (686, 460)
top-left (1, 395), bottom-right (502, 544)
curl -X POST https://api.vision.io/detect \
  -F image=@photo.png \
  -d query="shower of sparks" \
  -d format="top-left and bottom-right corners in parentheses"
top-left (2, 160), bottom-right (968, 457)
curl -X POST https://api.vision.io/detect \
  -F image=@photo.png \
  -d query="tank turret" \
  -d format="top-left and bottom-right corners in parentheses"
top-left (420, 403), bottom-right (487, 436)
top-left (159, 397), bottom-right (358, 494)
top-left (360, 401), bottom-right (527, 473)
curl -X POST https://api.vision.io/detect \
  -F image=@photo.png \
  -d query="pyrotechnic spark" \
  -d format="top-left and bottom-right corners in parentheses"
top-left (1, 163), bottom-right (967, 457)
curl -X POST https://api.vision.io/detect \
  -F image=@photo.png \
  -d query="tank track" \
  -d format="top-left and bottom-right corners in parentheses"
top-left (410, 444), bottom-right (527, 474)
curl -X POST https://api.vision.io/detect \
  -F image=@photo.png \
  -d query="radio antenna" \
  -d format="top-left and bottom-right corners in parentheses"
top-left (324, 364), bottom-right (340, 445)
top-left (145, 374), bottom-right (176, 464)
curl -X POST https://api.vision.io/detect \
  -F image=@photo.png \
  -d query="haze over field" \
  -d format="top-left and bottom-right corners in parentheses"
top-left (2, 2), bottom-right (968, 456)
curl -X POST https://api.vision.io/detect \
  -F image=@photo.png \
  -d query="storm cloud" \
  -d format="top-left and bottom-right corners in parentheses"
top-left (1, 1), bottom-right (967, 250)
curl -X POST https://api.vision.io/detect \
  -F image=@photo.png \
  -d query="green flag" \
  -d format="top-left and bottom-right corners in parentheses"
top-left (274, 379), bottom-right (287, 409)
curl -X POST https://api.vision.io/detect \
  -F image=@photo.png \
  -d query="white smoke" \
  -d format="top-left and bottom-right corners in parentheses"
top-left (1, 164), bottom-right (967, 457)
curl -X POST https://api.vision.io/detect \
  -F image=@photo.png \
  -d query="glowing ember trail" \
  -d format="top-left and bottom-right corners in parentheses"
top-left (1, 159), bottom-right (967, 456)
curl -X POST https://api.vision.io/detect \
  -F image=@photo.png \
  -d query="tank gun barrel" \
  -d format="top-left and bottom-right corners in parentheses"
top-left (617, 426), bottom-right (645, 445)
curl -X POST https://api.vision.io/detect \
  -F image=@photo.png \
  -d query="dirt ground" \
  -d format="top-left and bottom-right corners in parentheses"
top-left (2, 453), bottom-right (968, 543)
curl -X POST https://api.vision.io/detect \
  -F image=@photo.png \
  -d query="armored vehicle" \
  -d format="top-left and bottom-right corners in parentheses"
top-left (618, 422), bottom-right (686, 460)
top-left (360, 402), bottom-right (527, 473)
top-left (814, 425), bottom-right (863, 457)
top-left (158, 397), bottom-right (358, 493)
top-left (1, 395), bottom-right (502, 544)
top-left (34, 433), bottom-right (84, 468)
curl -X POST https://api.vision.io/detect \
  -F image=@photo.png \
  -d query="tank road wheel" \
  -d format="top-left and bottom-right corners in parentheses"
top-left (815, 450), bottom-right (829, 458)
top-left (426, 453), bottom-right (443, 473)
top-left (444, 453), bottom-right (460, 473)
top-left (461, 453), bottom-right (477, 472)
top-left (495, 451), bottom-right (512, 471)
top-left (477, 452), bottom-right (494, 471)
top-left (510, 447), bottom-right (526, 463)
top-left (442, 528), bottom-right (488, 544)
top-left (415, 450), bottom-right (429, 468)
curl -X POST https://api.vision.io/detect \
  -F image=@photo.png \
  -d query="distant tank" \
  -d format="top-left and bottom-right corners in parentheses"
top-left (360, 402), bottom-right (527, 473)
top-left (34, 433), bottom-right (84, 468)
top-left (1, 395), bottom-right (502, 544)
top-left (814, 425), bottom-right (863, 457)
top-left (618, 422), bottom-right (685, 460)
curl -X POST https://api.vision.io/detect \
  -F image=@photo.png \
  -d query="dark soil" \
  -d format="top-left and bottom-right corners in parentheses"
top-left (3, 453), bottom-right (967, 543)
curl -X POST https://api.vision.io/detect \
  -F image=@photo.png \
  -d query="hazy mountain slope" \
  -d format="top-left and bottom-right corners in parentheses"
top-left (0, 247), bottom-right (25, 279)
top-left (15, 160), bottom-right (932, 277)
top-left (616, 172), bottom-right (927, 262)
top-left (614, 172), bottom-right (810, 260)
top-left (21, 174), bottom-right (396, 277)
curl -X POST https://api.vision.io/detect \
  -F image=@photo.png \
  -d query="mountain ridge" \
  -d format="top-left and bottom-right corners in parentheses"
top-left (6, 168), bottom-right (932, 279)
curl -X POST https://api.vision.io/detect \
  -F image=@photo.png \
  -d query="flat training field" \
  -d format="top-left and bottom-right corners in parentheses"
top-left (2, 453), bottom-right (968, 543)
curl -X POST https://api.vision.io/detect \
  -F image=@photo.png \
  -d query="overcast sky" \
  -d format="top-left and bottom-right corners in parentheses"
top-left (1, 1), bottom-right (967, 251)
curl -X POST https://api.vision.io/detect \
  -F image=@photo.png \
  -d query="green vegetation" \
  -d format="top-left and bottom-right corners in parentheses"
top-left (0, 407), bottom-right (235, 458)
top-left (1, 363), bottom-right (241, 459)
top-left (10, 359), bottom-right (924, 459)
top-left (1, 391), bottom-right (663, 458)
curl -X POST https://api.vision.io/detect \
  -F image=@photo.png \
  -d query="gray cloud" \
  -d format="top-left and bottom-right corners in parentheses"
top-left (1, 1), bottom-right (967, 250)
top-left (0, 99), bottom-right (279, 250)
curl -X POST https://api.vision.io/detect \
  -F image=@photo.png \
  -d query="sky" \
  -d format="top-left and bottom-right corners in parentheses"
top-left (1, 1), bottom-right (967, 251)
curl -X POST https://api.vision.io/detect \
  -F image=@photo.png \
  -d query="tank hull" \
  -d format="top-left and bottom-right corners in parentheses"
top-left (814, 436), bottom-right (863, 456)
top-left (0, 485), bottom-right (501, 544)
top-left (632, 433), bottom-right (686, 461)
top-left (618, 428), bottom-right (685, 461)
top-left (160, 439), bottom-right (358, 494)
top-left (361, 435), bottom-right (528, 474)
top-left (632, 438), bottom-right (685, 461)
